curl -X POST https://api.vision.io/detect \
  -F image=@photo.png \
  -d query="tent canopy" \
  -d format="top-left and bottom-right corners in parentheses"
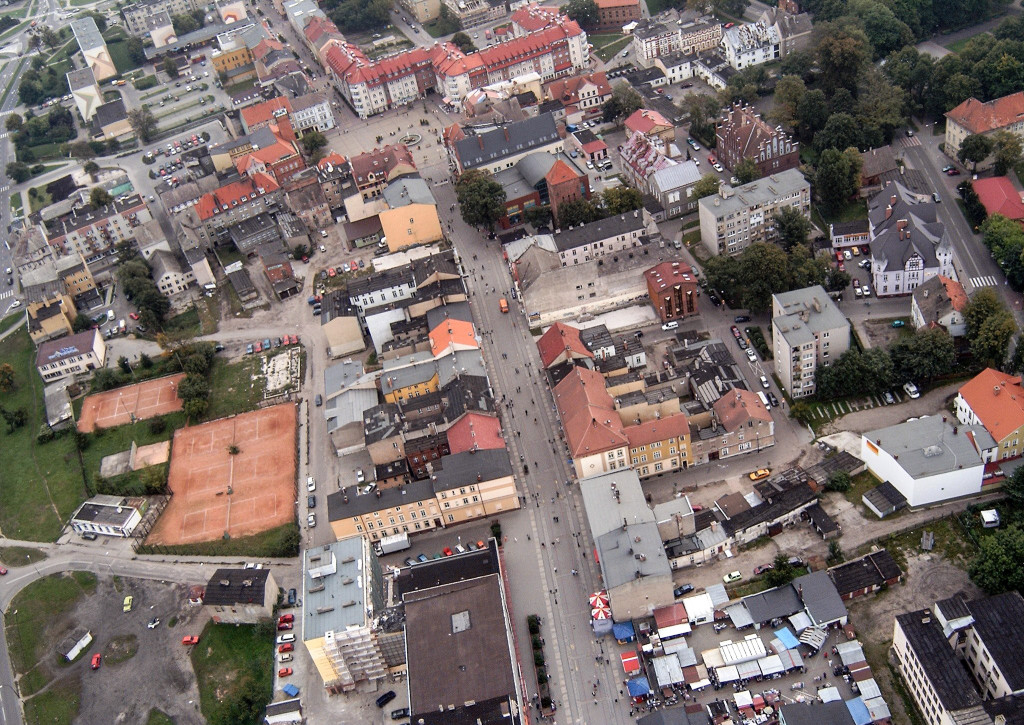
top-left (652, 655), bottom-right (685, 687)
top-left (758, 654), bottom-right (784, 676)
top-left (627, 676), bottom-right (650, 697)
top-left (613, 621), bottom-right (636, 641)
top-left (716, 665), bottom-right (740, 682)
top-left (720, 636), bottom-right (767, 665)
top-left (734, 691), bottom-right (753, 708)
top-left (778, 648), bottom-right (804, 671)
top-left (818, 686), bottom-right (842, 703)
top-left (846, 697), bottom-right (872, 725)
top-left (737, 660), bottom-right (760, 680)
top-left (621, 651), bottom-right (641, 673)
top-left (773, 627), bottom-right (800, 650)
top-left (789, 612), bottom-right (812, 632)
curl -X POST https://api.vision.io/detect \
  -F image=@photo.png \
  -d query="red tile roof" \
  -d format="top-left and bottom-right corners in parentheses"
top-left (511, 3), bottom-right (564, 33)
top-left (972, 176), bottom-right (1024, 221)
top-left (625, 413), bottom-right (689, 448)
top-left (958, 368), bottom-right (1024, 444)
top-left (195, 172), bottom-right (279, 221)
top-left (582, 139), bottom-right (607, 154)
top-left (938, 275), bottom-right (969, 313)
top-left (317, 152), bottom-right (346, 169)
top-left (303, 16), bottom-right (340, 47)
top-left (545, 159), bottom-right (579, 186)
top-left (946, 92), bottom-right (1024, 135)
top-left (545, 71), bottom-right (611, 106)
top-left (240, 97), bottom-right (293, 129)
top-left (712, 389), bottom-right (771, 430)
top-left (536, 321), bottom-right (592, 368)
top-left (595, 0), bottom-right (639, 7)
top-left (446, 412), bottom-right (505, 454)
top-left (625, 108), bottom-right (672, 137)
top-left (644, 261), bottom-right (697, 293)
top-left (349, 144), bottom-right (416, 185)
top-left (554, 365), bottom-right (627, 458)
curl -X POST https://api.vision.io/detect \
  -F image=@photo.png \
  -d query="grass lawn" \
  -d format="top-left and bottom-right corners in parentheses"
top-left (22, 677), bottom-right (81, 725)
top-left (23, 141), bottom-right (66, 163)
top-left (190, 620), bottom-right (273, 725)
top-left (0, 328), bottom-right (88, 541)
top-left (163, 307), bottom-right (201, 337)
top-left (945, 32), bottom-right (989, 53)
top-left (7, 191), bottom-right (21, 217)
top-left (142, 521), bottom-right (299, 557)
top-left (81, 411), bottom-right (186, 487)
top-left (0, 545), bottom-right (47, 566)
top-left (106, 38), bottom-right (142, 75)
top-left (590, 33), bottom-right (631, 62)
top-left (843, 470), bottom-right (882, 508)
top-left (146, 710), bottom-right (176, 725)
top-left (870, 516), bottom-right (976, 570)
top-left (0, 309), bottom-right (24, 331)
top-left (811, 200), bottom-right (868, 231)
top-left (223, 79), bottom-right (257, 96)
top-left (5, 571), bottom-right (97, 700)
top-left (28, 186), bottom-right (53, 214)
top-left (206, 356), bottom-right (266, 420)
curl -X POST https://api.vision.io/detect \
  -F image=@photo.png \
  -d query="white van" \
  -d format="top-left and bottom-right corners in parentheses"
top-left (661, 321), bottom-right (679, 331)
top-left (106, 310), bottom-right (115, 321)
top-left (756, 391), bottom-right (770, 408)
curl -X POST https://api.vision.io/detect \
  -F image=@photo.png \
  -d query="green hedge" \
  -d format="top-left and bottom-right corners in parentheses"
top-left (133, 74), bottom-right (157, 90)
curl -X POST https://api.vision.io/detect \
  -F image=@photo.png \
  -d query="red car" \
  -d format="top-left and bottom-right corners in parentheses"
top-left (278, 667), bottom-right (293, 677)
top-left (277, 622), bottom-right (293, 631)
top-left (349, 261), bottom-right (358, 272)
top-left (279, 613), bottom-right (295, 624)
top-left (328, 267), bottom-right (336, 277)
top-left (91, 653), bottom-right (102, 669)
top-left (443, 547), bottom-right (453, 556)
top-left (0, 566), bottom-right (7, 575)
top-left (254, 342), bottom-right (262, 353)
top-left (835, 251), bottom-right (843, 262)
top-left (838, 261), bottom-right (845, 272)
top-left (129, 312), bottom-right (139, 320)
top-left (278, 643), bottom-right (294, 653)
top-left (181, 635), bottom-right (200, 646)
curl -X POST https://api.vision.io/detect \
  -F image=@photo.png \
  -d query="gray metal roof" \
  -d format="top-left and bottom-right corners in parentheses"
top-left (698, 168), bottom-right (808, 220)
top-left (579, 469), bottom-right (654, 539)
top-left (743, 584), bottom-right (803, 624)
top-left (455, 113), bottom-right (561, 170)
top-left (895, 609), bottom-right (982, 712)
top-left (382, 176), bottom-right (436, 208)
top-left (864, 415), bottom-right (983, 478)
top-left (793, 571), bottom-right (847, 626)
top-left (772, 285), bottom-right (848, 349)
top-left (651, 161), bottom-right (702, 195)
top-left (430, 449), bottom-right (512, 493)
top-left (66, 67), bottom-right (97, 92)
top-left (302, 538), bottom-right (370, 641)
top-left (966, 592), bottom-right (1024, 692)
top-left (596, 522), bottom-right (671, 589)
top-left (71, 17), bottom-right (106, 52)
top-left (324, 359), bottom-right (365, 395)
top-left (551, 211), bottom-right (647, 252)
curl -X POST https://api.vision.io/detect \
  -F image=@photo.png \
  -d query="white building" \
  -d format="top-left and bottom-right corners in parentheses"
top-left (772, 285), bottom-right (851, 399)
top-left (720, 20), bottom-right (780, 69)
top-left (35, 328), bottom-right (107, 383)
top-left (71, 17), bottom-right (117, 81)
top-left (698, 168), bottom-right (810, 256)
top-left (860, 416), bottom-right (984, 508)
top-left (290, 93), bottom-right (336, 134)
top-left (69, 495), bottom-right (143, 537)
top-left (868, 181), bottom-right (954, 297)
top-left (66, 68), bottom-right (102, 122)
top-left (910, 275), bottom-right (968, 338)
top-left (150, 250), bottom-right (195, 296)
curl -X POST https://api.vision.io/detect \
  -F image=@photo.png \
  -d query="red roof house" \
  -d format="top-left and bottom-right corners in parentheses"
top-left (446, 412), bottom-right (505, 454)
top-left (972, 176), bottom-right (1024, 221)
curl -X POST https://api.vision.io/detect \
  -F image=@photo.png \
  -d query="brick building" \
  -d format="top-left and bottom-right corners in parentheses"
top-left (715, 103), bottom-right (799, 176)
top-left (594, 0), bottom-right (640, 31)
top-left (644, 261), bottom-right (699, 321)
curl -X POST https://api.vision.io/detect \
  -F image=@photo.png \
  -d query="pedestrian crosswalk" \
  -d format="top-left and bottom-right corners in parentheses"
top-left (0, 185), bottom-right (9, 193)
top-left (0, 291), bottom-right (12, 300)
top-left (895, 134), bottom-right (922, 149)
top-left (970, 275), bottom-right (1000, 289)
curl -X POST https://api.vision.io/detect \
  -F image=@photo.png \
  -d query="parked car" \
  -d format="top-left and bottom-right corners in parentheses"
top-left (307, 494), bottom-right (316, 509)
top-left (730, 325), bottom-right (741, 339)
top-left (723, 571), bottom-right (742, 583)
top-left (287, 588), bottom-right (297, 605)
top-left (278, 643), bottom-right (294, 653)
top-left (377, 691), bottom-right (398, 708)
top-left (417, 553), bottom-right (429, 563)
top-left (883, 391), bottom-right (896, 404)
top-left (745, 348), bottom-right (757, 362)
top-left (443, 547), bottom-right (454, 556)
top-left (279, 613), bottom-right (295, 624)
top-left (891, 320), bottom-right (905, 328)
top-left (277, 621), bottom-right (293, 631)
top-left (355, 469), bottom-right (365, 483)
top-left (903, 382), bottom-right (920, 399)
top-left (182, 635), bottom-right (200, 645)
top-left (91, 653), bottom-right (102, 669)
top-left (673, 584), bottom-right (694, 598)
top-left (276, 634), bottom-right (295, 645)
top-left (404, 556), bottom-right (417, 567)
top-left (767, 392), bottom-right (779, 407)
top-left (749, 468), bottom-right (771, 480)
top-left (661, 321), bottom-right (679, 331)
top-left (307, 513), bottom-right (316, 527)
top-left (734, 315), bottom-right (750, 323)
top-left (147, 617), bottom-right (160, 629)
top-left (123, 595), bottom-right (133, 612)
top-left (754, 564), bottom-right (774, 575)
top-left (391, 707), bottom-right (411, 719)
top-left (278, 652), bottom-right (293, 663)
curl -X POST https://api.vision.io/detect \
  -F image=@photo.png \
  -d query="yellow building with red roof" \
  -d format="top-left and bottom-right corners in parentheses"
top-left (956, 368), bottom-right (1024, 461)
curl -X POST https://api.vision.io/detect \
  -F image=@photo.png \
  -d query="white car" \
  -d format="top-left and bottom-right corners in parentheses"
top-left (760, 375), bottom-right (769, 388)
top-left (586, 161), bottom-right (594, 169)
top-left (746, 347), bottom-right (757, 362)
top-left (355, 469), bottom-right (365, 483)
top-left (861, 285), bottom-right (871, 297)
top-left (276, 634), bottom-right (295, 644)
top-left (844, 250), bottom-right (852, 260)
top-left (306, 476), bottom-right (316, 492)
top-left (712, 162), bottom-right (724, 172)
top-left (903, 382), bottom-right (920, 399)
top-left (9, 300), bottom-right (19, 309)
top-left (319, 244), bottom-right (326, 252)
top-left (307, 513), bottom-right (316, 528)
top-left (320, 229), bottom-right (328, 238)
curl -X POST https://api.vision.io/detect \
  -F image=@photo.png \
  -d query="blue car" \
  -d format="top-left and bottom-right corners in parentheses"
top-left (417, 554), bottom-right (428, 563)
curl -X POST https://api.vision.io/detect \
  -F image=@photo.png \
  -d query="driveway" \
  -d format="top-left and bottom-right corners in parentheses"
top-left (817, 381), bottom-right (960, 437)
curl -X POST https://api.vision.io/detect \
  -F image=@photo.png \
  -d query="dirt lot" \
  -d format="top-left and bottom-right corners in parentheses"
top-left (54, 576), bottom-right (207, 725)
top-left (847, 553), bottom-right (980, 725)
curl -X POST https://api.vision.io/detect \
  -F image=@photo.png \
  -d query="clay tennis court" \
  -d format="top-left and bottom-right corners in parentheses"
top-left (146, 403), bottom-right (297, 546)
top-left (77, 374), bottom-right (187, 433)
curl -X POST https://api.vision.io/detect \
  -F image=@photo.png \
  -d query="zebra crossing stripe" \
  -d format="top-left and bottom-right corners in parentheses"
top-left (971, 276), bottom-right (999, 288)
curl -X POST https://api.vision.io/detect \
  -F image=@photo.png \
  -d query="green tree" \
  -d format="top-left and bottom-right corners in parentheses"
top-left (969, 525), bottom-right (1024, 594)
top-left (449, 31), bottom-right (476, 53)
top-left (84, 160), bottom-right (100, 175)
top-left (773, 206), bottom-right (811, 251)
top-left (770, 74), bottom-right (806, 130)
top-left (139, 353), bottom-right (153, 369)
top-left (524, 205), bottom-right (552, 227)
top-left (788, 244), bottom-right (829, 289)
top-left (40, 26), bottom-right (60, 50)
top-left (796, 89), bottom-right (830, 143)
top-left (5, 113), bottom-right (21, 132)
top-left (733, 157), bottom-right (760, 185)
top-left (90, 187), bottom-right (113, 209)
top-left (118, 355), bottom-right (131, 374)
top-left (563, 0), bottom-right (599, 28)
top-left (827, 539), bottom-right (844, 565)
top-left (691, 174), bottom-right (720, 201)
top-left (556, 199), bottom-right (600, 227)
top-left (991, 129), bottom-right (1023, 175)
top-left (981, 214), bottom-right (1024, 289)
top-left (682, 93), bottom-right (721, 145)
top-left (964, 287), bottom-right (1005, 341)
top-left (601, 186), bottom-right (643, 215)
top-left (71, 315), bottom-right (93, 333)
top-left (183, 397), bottom-right (208, 419)
top-left (455, 169), bottom-right (506, 231)
top-left (1003, 466), bottom-right (1024, 506)
top-left (764, 553), bottom-right (795, 588)
top-left (69, 141), bottom-right (95, 159)
top-left (431, 4), bottom-right (461, 34)
top-left (959, 180), bottom-right (988, 229)
top-left (163, 57), bottom-right (179, 78)
top-left (127, 107), bottom-right (158, 144)
top-left (126, 36), bottom-right (146, 65)
top-left (5, 162), bottom-right (30, 184)
top-left (171, 12), bottom-right (200, 34)
top-left (602, 85), bottom-right (644, 123)
top-left (889, 328), bottom-right (956, 384)
top-left (738, 242), bottom-right (790, 313)
top-left (973, 310), bottom-right (1017, 369)
top-left (0, 363), bottom-right (14, 393)
top-left (300, 130), bottom-right (327, 155)
top-left (814, 113), bottom-right (860, 153)
top-left (816, 24), bottom-right (871, 94)
top-left (825, 471), bottom-right (851, 492)
top-left (702, 253), bottom-right (741, 304)
top-left (815, 148), bottom-right (855, 212)
top-left (958, 134), bottom-right (994, 172)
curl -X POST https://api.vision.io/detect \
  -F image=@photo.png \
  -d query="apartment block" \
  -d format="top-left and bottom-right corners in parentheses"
top-left (945, 91), bottom-right (1024, 161)
top-left (955, 368), bottom-right (1024, 462)
top-left (716, 103), bottom-right (799, 177)
top-left (697, 168), bottom-right (810, 256)
top-left (772, 285), bottom-right (850, 399)
top-left (44, 195), bottom-right (152, 261)
top-left (122, 0), bottom-right (199, 34)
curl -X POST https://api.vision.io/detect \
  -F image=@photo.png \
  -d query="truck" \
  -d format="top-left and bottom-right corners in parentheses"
top-left (374, 532), bottom-right (411, 556)
top-left (499, 298), bottom-right (509, 313)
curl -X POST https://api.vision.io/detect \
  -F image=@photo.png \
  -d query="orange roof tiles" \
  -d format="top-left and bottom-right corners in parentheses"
top-left (546, 72), bottom-right (611, 106)
top-left (446, 412), bottom-right (505, 454)
top-left (240, 97), bottom-right (293, 129)
top-left (317, 152), bottom-right (346, 169)
top-left (625, 108), bottom-right (672, 136)
top-left (644, 261), bottom-right (697, 293)
top-left (972, 176), bottom-right (1024, 221)
top-left (712, 389), bottom-right (771, 431)
top-left (546, 159), bottom-right (579, 186)
top-left (938, 275), bottom-right (968, 313)
top-left (946, 92), bottom-right (1024, 135)
top-left (195, 172), bottom-right (279, 221)
top-left (537, 322), bottom-right (592, 368)
top-left (429, 318), bottom-right (478, 356)
top-left (958, 368), bottom-right (1024, 444)
top-left (625, 413), bottom-right (689, 448)
top-left (554, 366), bottom-right (628, 458)
top-left (511, 3), bottom-right (564, 32)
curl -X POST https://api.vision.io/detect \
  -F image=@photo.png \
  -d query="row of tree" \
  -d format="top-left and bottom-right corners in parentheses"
top-left (115, 243), bottom-right (171, 332)
top-left (981, 214), bottom-right (1024, 292)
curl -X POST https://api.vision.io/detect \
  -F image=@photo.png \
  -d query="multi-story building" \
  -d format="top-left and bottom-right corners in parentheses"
top-left (150, 250), bottom-right (195, 296)
top-left (619, 131), bottom-right (680, 195)
top-left (397, 0), bottom-right (440, 23)
top-left (54, 253), bottom-right (98, 299)
top-left (36, 328), bottom-right (107, 382)
top-left (644, 261), bottom-right (699, 322)
top-left (379, 204), bottom-right (444, 252)
top-left (551, 210), bottom-right (652, 266)
top-left (290, 93), bottom-right (336, 134)
top-left (772, 285), bottom-right (850, 399)
top-left (679, 18), bottom-right (723, 54)
top-left (27, 293), bottom-right (76, 344)
top-left (893, 592), bottom-right (1024, 725)
top-left (71, 17), bottom-right (116, 82)
top-left (349, 145), bottom-right (417, 200)
top-left (315, 152), bottom-right (352, 209)
top-left (868, 181), bottom-right (954, 297)
top-left (441, 0), bottom-right (505, 28)
top-left (325, 19), bottom-right (588, 117)
top-left (542, 71), bottom-right (612, 120)
top-left (911, 275), bottom-right (967, 338)
top-left (698, 168), bottom-right (810, 256)
top-left (235, 125), bottom-right (305, 184)
top-left (240, 97), bottom-right (293, 135)
top-left (302, 537), bottom-right (389, 694)
top-left (122, 0), bottom-right (200, 35)
top-left (689, 389), bottom-right (775, 465)
top-left (285, 176), bottom-right (332, 232)
top-left (720, 19), bottom-right (780, 69)
top-left (716, 103), bottom-right (799, 177)
top-left (593, 0), bottom-right (640, 31)
top-left (626, 414), bottom-right (693, 478)
top-left (44, 195), bottom-right (152, 261)
top-left (302, 15), bottom-right (344, 65)
top-left (945, 91), bottom-right (1024, 161)
top-left (650, 161), bottom-right (703, 218)
top-left (202, 568), bottom-right (278, 624)
top-left (66, 68), bottom-right (102, 122)
top-left (632, 19), bottom-right (683, 68)
top-left (175, 172), bottom-right (282, 248)
top-left (452, 113), bottom-right (563, 174)
top-left (210, 22), bottom-right (266, 83)
top-left (956, 367), bottom-right (1024, 462)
